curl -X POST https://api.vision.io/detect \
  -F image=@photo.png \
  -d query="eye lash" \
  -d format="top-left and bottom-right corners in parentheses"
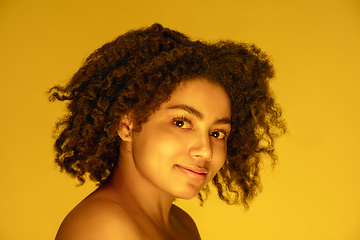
top-left (173, 116), bottom-right (191, 123)
top-left (211, 129), bottom-right (230, 139)
top-left (171, 117), bottom-right (230, 138)
top-left (172, 116), bottom-right (193, 129)
top-left (223, 130), bottom-right (230, 136)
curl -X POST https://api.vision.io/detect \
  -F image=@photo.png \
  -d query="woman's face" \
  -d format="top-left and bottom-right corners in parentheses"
top-left (131, 79), bottom-right (231, 199)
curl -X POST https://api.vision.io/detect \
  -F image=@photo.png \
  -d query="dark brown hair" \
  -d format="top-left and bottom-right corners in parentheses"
top-left (49, 23), bottom-right (286, 208)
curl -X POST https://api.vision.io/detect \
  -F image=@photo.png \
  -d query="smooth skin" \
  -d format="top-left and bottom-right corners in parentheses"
top-left (55, 79), bottom-right (231, 240)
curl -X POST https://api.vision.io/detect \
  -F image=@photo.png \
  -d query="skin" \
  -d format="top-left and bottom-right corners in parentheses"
top-left (55, 78), bottom-right (231, 240)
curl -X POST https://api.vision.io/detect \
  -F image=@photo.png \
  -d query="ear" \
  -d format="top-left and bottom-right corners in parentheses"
top-left (117, 115), bottom-right (134, 141)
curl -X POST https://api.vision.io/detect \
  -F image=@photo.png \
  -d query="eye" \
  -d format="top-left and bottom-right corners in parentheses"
top-left (210, 130), bottom-right (228, 140)
top-left (173, 117), bottom-right (192, 129)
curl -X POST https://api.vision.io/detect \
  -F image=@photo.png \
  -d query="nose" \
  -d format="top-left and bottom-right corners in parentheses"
top-left (188, 132), bottom-right (213, 161)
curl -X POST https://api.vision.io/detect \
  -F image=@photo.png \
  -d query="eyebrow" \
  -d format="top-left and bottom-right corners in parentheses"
top-left (167, 104), bottom-right (231, 125)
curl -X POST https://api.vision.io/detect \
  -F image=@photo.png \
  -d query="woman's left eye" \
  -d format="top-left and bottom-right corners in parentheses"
top-left (173, 117), bottom-right (192, 129)
top-left (210, 130), bottom-right (227, 140)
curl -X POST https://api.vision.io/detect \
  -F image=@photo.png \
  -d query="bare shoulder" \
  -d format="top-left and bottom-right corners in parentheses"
top-left (171, 205), bottom-right (201, 239)
top-left (55, 197), bottom-right (142, 240)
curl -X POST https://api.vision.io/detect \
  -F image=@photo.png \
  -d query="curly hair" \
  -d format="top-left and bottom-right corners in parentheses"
top-left (49, 23), bottom-right (286, 208)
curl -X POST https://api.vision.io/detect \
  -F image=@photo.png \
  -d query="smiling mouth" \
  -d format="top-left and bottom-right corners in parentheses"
top-left (176, 165), bottom-right (208, 182)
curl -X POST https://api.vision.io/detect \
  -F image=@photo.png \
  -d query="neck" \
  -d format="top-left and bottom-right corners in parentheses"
top-left (100, 145), bottom-right (175, 228)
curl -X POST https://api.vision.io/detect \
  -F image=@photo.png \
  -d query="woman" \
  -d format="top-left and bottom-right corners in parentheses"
top-left (49, 23), bottom-right (286, 239)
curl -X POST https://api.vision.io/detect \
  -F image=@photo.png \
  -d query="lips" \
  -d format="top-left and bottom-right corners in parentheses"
top-left (176, 165), bottom-right (208, 181)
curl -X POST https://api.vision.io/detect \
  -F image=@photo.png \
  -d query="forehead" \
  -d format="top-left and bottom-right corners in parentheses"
top-left (162, 79), bottom-right (231, 117)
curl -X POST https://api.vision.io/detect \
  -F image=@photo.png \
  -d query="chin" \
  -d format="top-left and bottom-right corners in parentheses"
top-left (173, 186), bottom-right (203, 200)
top-left (177, 194), bottom-right (198, 200)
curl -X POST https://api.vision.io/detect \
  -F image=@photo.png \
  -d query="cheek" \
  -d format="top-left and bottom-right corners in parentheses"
top-left (212, 143), bottom-right (227, 171)
top-left (150, 129), bottom-right (187, 158)
top-left (132, 127), bottom-right (186, 168)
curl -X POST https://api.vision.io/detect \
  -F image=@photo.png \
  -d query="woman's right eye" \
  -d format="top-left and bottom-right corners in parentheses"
top-left (172, 117), bottom-right (192, 129)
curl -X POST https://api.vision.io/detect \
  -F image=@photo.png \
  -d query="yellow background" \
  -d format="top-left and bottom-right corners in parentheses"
top-left (1, 0), bottom-right (359, 239)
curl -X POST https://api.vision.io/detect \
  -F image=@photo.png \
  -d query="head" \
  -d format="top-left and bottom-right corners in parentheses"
top-left (49, 23), bottom-right (286, 207)
top-left (117, 78), bottom-right (231, 200)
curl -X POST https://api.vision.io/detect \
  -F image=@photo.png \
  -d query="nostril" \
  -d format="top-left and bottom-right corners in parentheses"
top-left (190, 148), bottom-right (212, 161)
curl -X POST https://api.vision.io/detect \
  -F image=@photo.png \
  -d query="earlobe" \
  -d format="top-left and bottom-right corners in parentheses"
top-left (117, 115), bottom-right (133, 141)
